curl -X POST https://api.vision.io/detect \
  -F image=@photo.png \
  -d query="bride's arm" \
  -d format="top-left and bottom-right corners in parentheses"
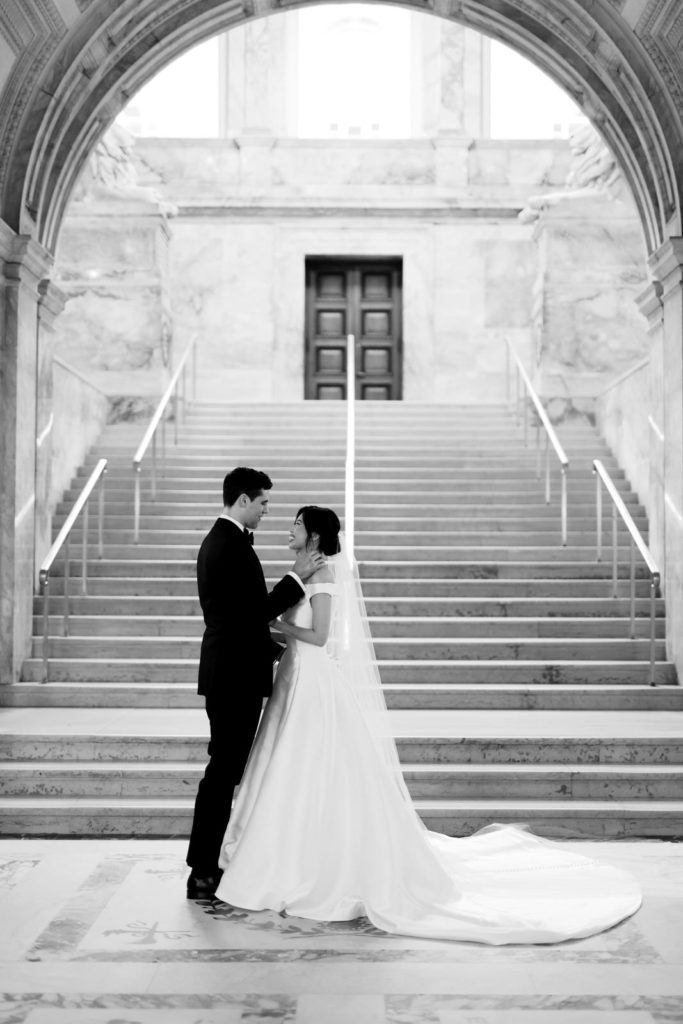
top-left (274, 593), bottom-right (332, 648)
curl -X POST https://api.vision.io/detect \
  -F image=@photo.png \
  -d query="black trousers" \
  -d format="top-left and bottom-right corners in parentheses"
top-left (186, 687), bottom-right (263, 875)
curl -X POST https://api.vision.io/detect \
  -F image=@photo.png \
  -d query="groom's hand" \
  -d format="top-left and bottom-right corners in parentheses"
top-left (292, 550), bottom-right (325, 580)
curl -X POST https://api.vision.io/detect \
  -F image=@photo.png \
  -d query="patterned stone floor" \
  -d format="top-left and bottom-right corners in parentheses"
top-left (0, 839), bottom-right (682, 1023)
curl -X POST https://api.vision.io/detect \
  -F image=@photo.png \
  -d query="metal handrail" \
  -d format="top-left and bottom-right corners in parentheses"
top-left (38, 457), bottom-right (107, 683)
top-left (592, 459), bottom-right (660, 686)
top-left (133, 337), bottom-right (197, 541)
top-left (505, 338), bottom-right (569, 545)
top-left (344, 333), bottom-right (356, 561)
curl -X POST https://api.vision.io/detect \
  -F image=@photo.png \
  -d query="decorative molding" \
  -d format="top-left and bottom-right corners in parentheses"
top-left (637, 0), bottom-right (683, 112)
top-left (0, 0), bottom-right (65, 50)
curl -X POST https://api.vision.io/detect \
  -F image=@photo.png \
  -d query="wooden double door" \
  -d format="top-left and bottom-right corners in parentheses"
top-left (305, 258), bottom-right (402, 400)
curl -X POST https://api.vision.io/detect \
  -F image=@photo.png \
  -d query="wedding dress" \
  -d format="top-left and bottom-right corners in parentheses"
top-left (215, 549), bottom-right (641, 944)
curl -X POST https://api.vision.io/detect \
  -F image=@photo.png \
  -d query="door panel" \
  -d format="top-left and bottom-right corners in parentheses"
top-left (305, 258), bottom-right (402, 400)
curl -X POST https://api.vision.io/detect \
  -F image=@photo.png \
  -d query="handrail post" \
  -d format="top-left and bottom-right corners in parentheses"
top-left (63, 534), bottom-right (71, 637)
top-left (81, 502), bottom-right (89, 595)
top-left (98, 469), bottom-right (106, 558)
top-left (629, 540), bottom-right (635, 638)
top-left (560, 466), bottom-right (567, 547)
top-left (39, 458), bottom-right (107, 682)
top-left (41, 578), bottom-right (50, 683)
top-left (611, 502), bottom-right (618, 599)
top-left (544, 434), bottom-right (550, 504)
top-left (134, 466), bottom-right (141, 543)
top-left (535, 422), bottom-right (541, 480)
top-left (596, 472), bottom-right (602, 562)
top-left (151, 433), bottom-right (157, 500)
top-left (592, 459), bottom-right (660, 685)
top-left (649, 576), bottom-right (658, 686)
top-left (345, 332), bottom-right (356, 562)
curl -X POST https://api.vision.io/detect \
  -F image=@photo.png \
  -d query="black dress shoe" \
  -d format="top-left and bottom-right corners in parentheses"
top-left (186, 872), bottom-right (221, 899)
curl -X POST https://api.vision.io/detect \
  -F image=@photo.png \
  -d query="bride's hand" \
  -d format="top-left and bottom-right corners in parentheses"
top-left (292, 550), bottom-right (325, 580)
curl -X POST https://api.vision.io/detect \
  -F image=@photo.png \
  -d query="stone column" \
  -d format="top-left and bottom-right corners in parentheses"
top-left (648, 239), bottom-right (683, 671)
top-left (0, 221), bottom-right (53, 683)
top-left (35, 280), bottom-right (67, 580)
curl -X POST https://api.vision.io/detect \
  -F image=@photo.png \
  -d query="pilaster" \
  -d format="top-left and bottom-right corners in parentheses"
top-left (35, 279), bottom-right (67, 585)
top-left (648, 238), bottom-right (683, 672)
top-left (633, 281), bottom-right (665, 585)
top-left (0, 221), bottom-right (53, 682)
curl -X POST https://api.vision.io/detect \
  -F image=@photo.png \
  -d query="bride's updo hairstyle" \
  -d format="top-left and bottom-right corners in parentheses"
top-left (297, 505), bottom-right (341, 556)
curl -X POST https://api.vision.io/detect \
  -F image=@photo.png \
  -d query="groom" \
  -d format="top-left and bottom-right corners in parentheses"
top-left (186, 466), bottom-right (323, 899)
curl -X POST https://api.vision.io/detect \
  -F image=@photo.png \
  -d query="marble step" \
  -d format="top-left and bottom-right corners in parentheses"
top-left (65, 481), bottom-right (633, 499)
top-left (2, 724), bottom-right (683, 764)
top-left (5, 682), bottom-right (682, 711)
top-left (2, 760), bottom-right (682, 800)
top-left (30, 614), bottom-right (667, 639)
top-left (20, 658), bottom-right (677, 684)
top-left (40, 577), bottom-right (660, 597)
top-left (0, 796), bottom-right (680, 838)
top-left (32, 594), bottom-right (667, 616)
top-left (58, 529), bottom-right (642, 549)
top-left (86, 461), bottom-right (622, 478)
top-left (43, 559), bottom-right (651, 579)
top-left (56, 512), bottom-right (649, 530)
top-left (30, 635), bottom-right (668, 661)
top-left (45, 545), bottom-right (645, 565)
top-left (73, 495), bottom-right (634, 512)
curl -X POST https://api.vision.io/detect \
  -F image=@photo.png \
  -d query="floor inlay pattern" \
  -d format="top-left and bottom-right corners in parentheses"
top-left (0, 840), bottom-right (682, 1023)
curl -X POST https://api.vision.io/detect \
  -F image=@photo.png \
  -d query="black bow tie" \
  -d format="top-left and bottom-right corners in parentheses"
top-left (243, 528), bottom-right (254, 545)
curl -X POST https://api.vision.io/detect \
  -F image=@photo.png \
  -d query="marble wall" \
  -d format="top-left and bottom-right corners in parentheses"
top-left (120, 137), bottom-right (575, 404)
top-left (54, 137), bottom-right (646, 410)
top-left (53, 201), bottom-right (174, 399)
top-left (595, 358), bottom-right (650, 507)
top-left (50, 358), bottom-right (109, 512)
top-left (530, 197), bottom-right (649, 415)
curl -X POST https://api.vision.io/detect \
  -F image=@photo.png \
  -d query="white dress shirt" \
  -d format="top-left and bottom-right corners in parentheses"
top-left (219, 512), bottom-right (303, 589)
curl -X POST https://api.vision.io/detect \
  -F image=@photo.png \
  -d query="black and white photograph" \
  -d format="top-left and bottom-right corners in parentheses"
top-left (0, 1), bottom-right (682, 1021)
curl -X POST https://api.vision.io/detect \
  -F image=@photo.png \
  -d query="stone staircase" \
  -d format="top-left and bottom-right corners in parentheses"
top-left (1, 401), bottom-right (682, 838)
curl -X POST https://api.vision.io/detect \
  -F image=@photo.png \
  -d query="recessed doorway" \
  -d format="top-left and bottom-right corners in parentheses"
top-left (305, 257), bottom-right (403, 399)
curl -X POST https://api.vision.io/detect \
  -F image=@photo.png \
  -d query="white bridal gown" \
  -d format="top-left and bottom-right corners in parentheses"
top-left (216, 582), bottom-right (641, 944)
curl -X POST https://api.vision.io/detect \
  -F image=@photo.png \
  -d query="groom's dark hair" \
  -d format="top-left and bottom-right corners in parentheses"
top-left (223, 467), bottom-right (273, 507)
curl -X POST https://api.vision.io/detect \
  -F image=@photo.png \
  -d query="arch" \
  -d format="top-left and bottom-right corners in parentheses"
top-left (0, 0), bottom-right (679, 257)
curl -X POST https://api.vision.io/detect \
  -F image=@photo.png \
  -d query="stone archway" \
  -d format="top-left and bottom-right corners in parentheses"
top-left (0, 0), bottom-right (682, 681)
top-left (2, 0), bottom-right (681, 256)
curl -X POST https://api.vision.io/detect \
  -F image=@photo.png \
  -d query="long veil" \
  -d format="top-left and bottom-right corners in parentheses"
top-left (327, 534), bottom-right (419, 812)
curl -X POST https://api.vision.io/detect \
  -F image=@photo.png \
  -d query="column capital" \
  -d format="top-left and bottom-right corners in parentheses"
top-left (2, 233), bottom-right (53, 287)
top-left (648, 237), bottom-right (683, 297)
top-left (635, 279), bottom-right (664, 332)
top-left (0, 218), bottom-right (17, 261)
top-left (37, 278), bottom-right (67, 326)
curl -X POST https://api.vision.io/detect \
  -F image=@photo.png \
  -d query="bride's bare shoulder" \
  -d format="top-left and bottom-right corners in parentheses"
top-left (309, 564), bottom-right (334, 585)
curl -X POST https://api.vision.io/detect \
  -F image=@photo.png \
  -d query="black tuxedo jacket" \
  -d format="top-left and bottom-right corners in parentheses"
top-left (196, 517), bottom-right (304, 699)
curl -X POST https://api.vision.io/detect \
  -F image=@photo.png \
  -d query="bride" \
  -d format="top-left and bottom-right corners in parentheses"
top-left (215, 505), bottom-right (641, 943)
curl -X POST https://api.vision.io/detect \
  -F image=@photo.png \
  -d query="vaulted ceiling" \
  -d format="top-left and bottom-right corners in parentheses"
top-left (0, 0), bottom-right (681, 254)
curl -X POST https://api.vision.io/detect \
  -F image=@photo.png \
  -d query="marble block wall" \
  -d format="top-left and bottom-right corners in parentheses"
top-left (531, 197), bottom-right (649, 414)
top-left (595, 358), bottom-right (650, 507)
top-left (50, 358), bottom-right (109, 512)
top-left (53, 200), bottom-right (173, 399)
top-left (53, 138), bottom-right (648, 407)
top-left (170, 214), bottom-right (533, 403)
